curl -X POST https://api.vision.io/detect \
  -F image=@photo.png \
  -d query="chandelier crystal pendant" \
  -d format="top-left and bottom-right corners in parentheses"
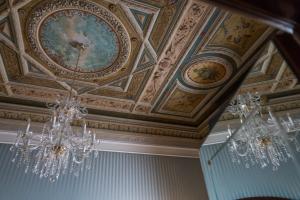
top-left (226, 93), bottom-right (300, 171)
top-left (9, 42), bottom-right (100, 182)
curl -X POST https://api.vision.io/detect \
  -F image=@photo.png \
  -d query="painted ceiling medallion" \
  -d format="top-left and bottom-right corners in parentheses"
top-left (27, 0), bottom-right (130, 79)
top-left (40, 10), bottom-right (119, 73)
top-left (184, 60), bottom-right (232, 88)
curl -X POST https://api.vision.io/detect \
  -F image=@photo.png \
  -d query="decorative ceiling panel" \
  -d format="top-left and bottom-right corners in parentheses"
top-left (0, 0), bottom-right (274, 144)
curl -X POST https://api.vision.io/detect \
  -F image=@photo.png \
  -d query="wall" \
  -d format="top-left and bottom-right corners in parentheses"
top-left (200, 144), bottom-right (300, 200)
top-left (0, 144), bottom-right (208, 200)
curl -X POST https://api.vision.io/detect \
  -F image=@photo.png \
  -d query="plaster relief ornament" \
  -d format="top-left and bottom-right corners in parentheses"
top-left (27, 0), bottom-right (130, 80)
top-left (140, 3), bottom-right (209, 103)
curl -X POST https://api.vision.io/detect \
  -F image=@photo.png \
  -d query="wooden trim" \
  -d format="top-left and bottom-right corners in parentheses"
top-left (274, 33), bottom-right (300, 80)
top-left (198, 0), bottom-right (296, 33)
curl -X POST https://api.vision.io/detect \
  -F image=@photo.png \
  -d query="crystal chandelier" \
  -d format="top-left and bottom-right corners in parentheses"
top-left (226, 93), bottom-right (300, 170)
top-left (9, 42), bottom-right (99, 182)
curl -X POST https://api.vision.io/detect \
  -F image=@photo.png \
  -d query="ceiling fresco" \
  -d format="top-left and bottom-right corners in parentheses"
top-left (26, 0), bottom-right (131, 80)
top-left (0, 0), bottom-right (279, 145)
top-left (40, 10), bottom-right (120, 72)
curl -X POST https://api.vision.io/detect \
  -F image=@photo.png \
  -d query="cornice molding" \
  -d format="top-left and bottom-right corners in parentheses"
top-left (0, 102), bottom-right (200, 138)
top-left (0, 118), bottom-right (201, 158)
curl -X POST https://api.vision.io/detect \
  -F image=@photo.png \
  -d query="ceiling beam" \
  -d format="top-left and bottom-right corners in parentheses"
top-left (273, 33), bottom-right (300, 80)
top-left (198, 0), bottom-right (300, 34)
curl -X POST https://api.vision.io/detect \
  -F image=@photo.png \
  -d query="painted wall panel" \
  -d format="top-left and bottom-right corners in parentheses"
top-left (200, 144), bottom-right (300, 200)
top-left (0, 144), bottom-right (208, 200)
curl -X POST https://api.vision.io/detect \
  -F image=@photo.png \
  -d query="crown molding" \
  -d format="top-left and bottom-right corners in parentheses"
top-left (0, 118), bottom-right (201, 158)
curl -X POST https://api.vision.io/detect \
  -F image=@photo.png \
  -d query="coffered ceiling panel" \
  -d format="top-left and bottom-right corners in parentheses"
top-left (0, 0), bottom-right (274, 146)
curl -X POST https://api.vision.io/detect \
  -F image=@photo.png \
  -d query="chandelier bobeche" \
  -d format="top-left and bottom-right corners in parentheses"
top-left (226, 93), bottom-right (300, 170)
top-left (10, 42), bottom-right (99, 182)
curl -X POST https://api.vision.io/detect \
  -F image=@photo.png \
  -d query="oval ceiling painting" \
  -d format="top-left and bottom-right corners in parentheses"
top-left (183, 59), bottom-right (233, 89)
top-left (27, 0), bottom-right (130, 79)
top-left (187, 61), bottom-right (226, 84)
top-left (40, 10), bottom-right (119, 72)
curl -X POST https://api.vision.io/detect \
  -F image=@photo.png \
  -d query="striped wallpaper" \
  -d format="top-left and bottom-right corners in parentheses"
top-left (200, 144), bottom-right (300, 200)
top-left (0, 144), bottom-right (208, 200)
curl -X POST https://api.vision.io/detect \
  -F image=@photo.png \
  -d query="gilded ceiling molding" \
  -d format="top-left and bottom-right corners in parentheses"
top-left (0, 106), bottom-right (203, 139)
top-left (139, 2), bottom-right (211, 105)
top-left (10, 84), bottom-right (134, 112)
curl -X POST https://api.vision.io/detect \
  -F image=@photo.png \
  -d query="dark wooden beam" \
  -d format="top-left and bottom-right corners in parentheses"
top-left (274, 33), bottom-right (300, 80)
top-left (199, 0), bottom-right (300, 33)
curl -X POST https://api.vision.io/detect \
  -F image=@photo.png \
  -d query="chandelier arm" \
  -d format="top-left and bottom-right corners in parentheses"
top-left (207, 107), bottom-right (259, 165)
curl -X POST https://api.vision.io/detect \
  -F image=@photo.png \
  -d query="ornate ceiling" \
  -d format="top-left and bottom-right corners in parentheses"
top-left (0, 0), bottom-right (279, 152)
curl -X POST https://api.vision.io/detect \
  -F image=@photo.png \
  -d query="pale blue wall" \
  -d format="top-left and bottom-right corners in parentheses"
top-left (200, 144), bottom-right (300, 200)
top-left (0, 144), bottom-right (208, 200)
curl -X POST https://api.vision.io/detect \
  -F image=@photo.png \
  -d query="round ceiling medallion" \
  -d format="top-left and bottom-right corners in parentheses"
top-left (40, 10), bottom-right (119, 73)
top-left (27, 0), bottom-right (130, 79)
top-left (183, 59), bottom-right (232, 89)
